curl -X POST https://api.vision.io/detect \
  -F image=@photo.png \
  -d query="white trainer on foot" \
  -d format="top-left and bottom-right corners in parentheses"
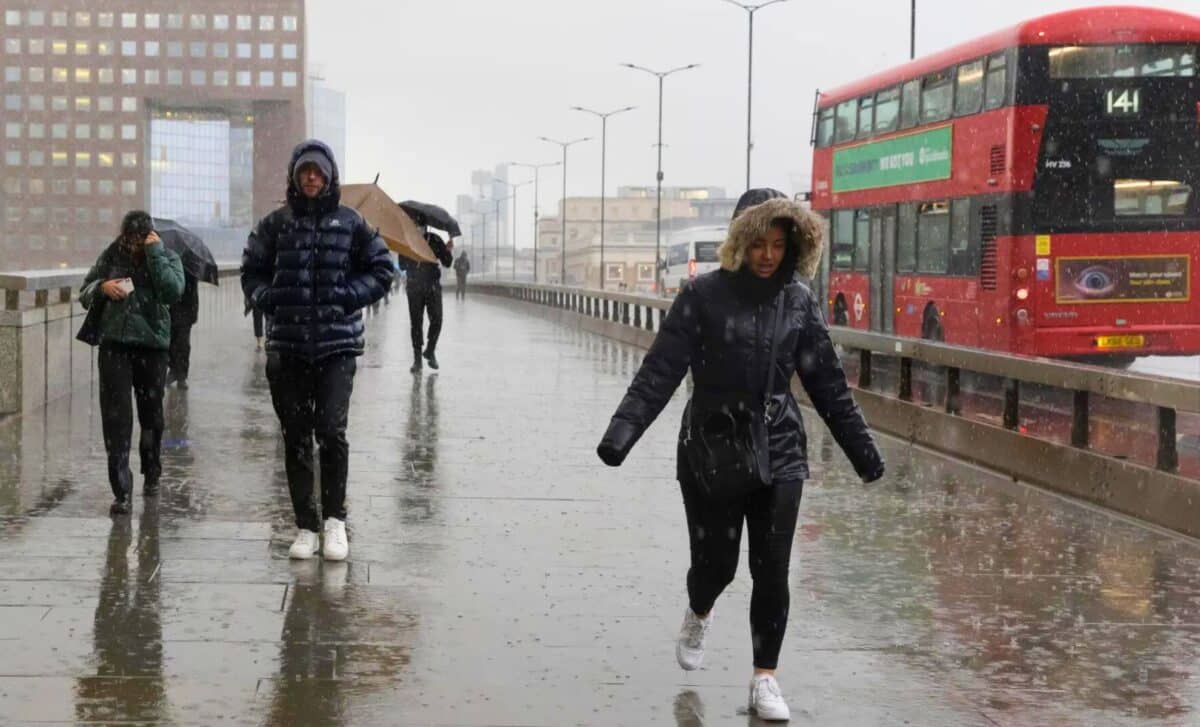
top-left (749, 674), bottom-right (790, 721)
top-left (676, 608), bottom-right (711, 670)
top-left (322, 518), bottom-right (349, 561)
top-left (288, 529), bottom-right (320, 560)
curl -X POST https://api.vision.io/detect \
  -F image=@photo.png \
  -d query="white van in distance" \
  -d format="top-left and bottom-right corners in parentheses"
top-left (663, 225), bottom-right (726, 295)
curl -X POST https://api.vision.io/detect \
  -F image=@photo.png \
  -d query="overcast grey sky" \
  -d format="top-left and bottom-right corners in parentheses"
top-left (307, 0), bottom-right (1197, 239)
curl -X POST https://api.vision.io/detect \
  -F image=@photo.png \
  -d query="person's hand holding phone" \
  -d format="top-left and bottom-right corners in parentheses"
top-left (101, 278), bottom-right (131, 300)
top-left (145, 230), bottom-right (161, 246)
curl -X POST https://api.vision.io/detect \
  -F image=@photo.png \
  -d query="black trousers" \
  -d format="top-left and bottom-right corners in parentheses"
top-left (266, 353), bottom-right (356, 531)
top-left (679, 475), bottom-right (804, 670)
top-left (455, 276), bottom-right (467, 300)
top-left (407, 285), bottom-right (443, 355)
top-left (252, 309), bottom-right (264, 338)
top-left (168, 324), bottom-right (192, 382)
top-left (98, 343), bottom-right (169, 497)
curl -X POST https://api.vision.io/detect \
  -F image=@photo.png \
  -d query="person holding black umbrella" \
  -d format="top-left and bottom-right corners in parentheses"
top-left (399, 203), bottom-right (456, 372)
top-left (78, 210), bottom-right (185, 514)
top-left (242, 139), bottom-right (394, 562)
top-left (167, 273), bottom-right (199, 388)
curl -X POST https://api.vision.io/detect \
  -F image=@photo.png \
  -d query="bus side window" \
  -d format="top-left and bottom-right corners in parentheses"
top-left (874, 86), bottom-right (901, 133)
top-left (853, 209), bottom-right (871, 271)
top-left (917, 201), bottom-right (950, 274)
top-left (899, 79), bottom-right (920, 129)
top-left (897, 203), bottom-right (917, 272)
top-left (984, 52), bottom-right (1008, 110)
top-left (921, 69), bottom-right (954, 124)
top-left (856, 96), bottom-right (874, 139)
top-left (948, 198), bottom-right (975, 275)
top-left (831, 209), bottom-right (855, 269)
top-left (954, 59), bottom-right (984, 116)
top-left (835, 100), bottom-right (857, 143)
top-left (816, 107), bottom-right (835, 147)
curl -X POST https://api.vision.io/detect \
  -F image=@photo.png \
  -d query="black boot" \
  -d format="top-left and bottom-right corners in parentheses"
top-left (423, 349), bottom-right (439, 370)
top-left (144, 474), bottom-right (160, 497)
top-left (108, 456), bottom-right (133, 515)
top-left (410, 350), bottom-right (423, 374)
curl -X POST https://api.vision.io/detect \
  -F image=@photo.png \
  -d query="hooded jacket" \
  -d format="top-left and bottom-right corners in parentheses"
top-left (598, 190), bottom-right (884, 484)
top-left (80, 240), bottom-right (185, 350)
top-left (241, 140), bottom-right (395, 361)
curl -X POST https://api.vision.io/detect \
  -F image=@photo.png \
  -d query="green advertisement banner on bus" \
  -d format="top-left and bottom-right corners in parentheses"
top-left (832, 126), bottom-right (953, 193)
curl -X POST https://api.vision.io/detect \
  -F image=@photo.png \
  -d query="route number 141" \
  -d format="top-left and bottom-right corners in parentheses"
top-left (1105, 88), bottom-right (1141, 116)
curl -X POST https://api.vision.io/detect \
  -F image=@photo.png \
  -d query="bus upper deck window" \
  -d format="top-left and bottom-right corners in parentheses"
top-left (874, 86), bottom-right (900, 133)
top-left (984, 53), bottom-right (1008, 110)
top-left (816, 107), bottom-right (835, 147)
top-left (835, 100), bottom-right (857, 143)
top-left (921, 70), bottom-right (954, 124)
top-left (899, 79), bottom-right (920, 129)
top-left (1050, 44), bottom-right (1199, 78)
top-left (1114, 180), bottom-right (1193, 217)
top-left (857, 96), bottom-right (875, 139)
top-left (955, 59), bottom-right (984, 116)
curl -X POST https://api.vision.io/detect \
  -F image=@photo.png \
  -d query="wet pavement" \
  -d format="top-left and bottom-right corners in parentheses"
top-left (1, 288), bottom-right (1199, 726)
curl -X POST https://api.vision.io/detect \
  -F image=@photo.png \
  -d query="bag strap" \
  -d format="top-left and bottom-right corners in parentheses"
top-left (762, 290), bottom-right (786, 421)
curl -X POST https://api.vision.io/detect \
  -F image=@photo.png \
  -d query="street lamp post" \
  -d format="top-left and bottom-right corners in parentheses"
top-left (719, 0), bottom-right (788, 190)
top-left (494, 177), bottom-right (533, 282)
top-left (910, 0), bottom-right (916, 59)
top-left (510, 161), bottom-right (561, 283)
top-left (621, 62), bottom-right (699, 295)
top-left (490, 195), bottom-right (511, 281)
top-left (538, 136), bottom-right (592, 286)
top-left (571, 105), bottom-right (635, 290)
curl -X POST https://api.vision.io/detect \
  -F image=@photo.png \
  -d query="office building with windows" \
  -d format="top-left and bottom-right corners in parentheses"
top-left (0, 0), bottom-right (305, 267)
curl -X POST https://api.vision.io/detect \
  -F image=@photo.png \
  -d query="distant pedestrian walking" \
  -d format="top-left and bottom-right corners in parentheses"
top-left (78, 211), bottom-right (185, 515)
top-left (167, 272), bottom-right (199, 388)
top-left (241, 139), bottom-right (394, 562)
top-left (597, 189), bottom-right (885, 721)
top-left (453, 252), bottom-right (471, 300)
top-left (401, 230), bottom-right (454, 372)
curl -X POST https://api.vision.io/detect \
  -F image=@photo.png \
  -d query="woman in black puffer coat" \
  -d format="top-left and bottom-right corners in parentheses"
top-left (597, 188), bottom-right (884, 721)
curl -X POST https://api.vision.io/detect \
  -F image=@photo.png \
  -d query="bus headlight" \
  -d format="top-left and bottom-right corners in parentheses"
top-left (1015, 308), bottom-right (1030, 324)
top-left (1016, 287), bottom-right (1030, 301)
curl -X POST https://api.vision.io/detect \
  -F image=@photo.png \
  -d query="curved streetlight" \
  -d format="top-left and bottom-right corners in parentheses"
top-left (571, 105), bottom-right (636, 290)
top-left (510, 160), bottom-right (562, 283)
top-left (538, 136), bottom-right (593, 285)
top-left (620, 62), bottom-right (700, 294)
top-left (494, 177), bottom-right (533, 281)
top-left (718, 0), bottom-right (789, 188)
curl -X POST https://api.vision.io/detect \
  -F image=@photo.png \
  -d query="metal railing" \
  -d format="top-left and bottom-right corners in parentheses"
top-left (476, 281), bottom-right (1199, 477)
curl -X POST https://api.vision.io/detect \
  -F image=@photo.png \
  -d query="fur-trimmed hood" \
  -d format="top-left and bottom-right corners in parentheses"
top-left (717, 197), bottom-right (824, 280)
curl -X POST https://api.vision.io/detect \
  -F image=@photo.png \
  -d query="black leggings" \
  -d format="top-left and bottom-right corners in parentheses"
top-left (680, 476), bottom-right (804, 670)
top-left (98, 344), bottom-right (169, 497)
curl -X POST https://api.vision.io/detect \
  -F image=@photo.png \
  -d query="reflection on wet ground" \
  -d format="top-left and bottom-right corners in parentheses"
top-left (0, 291), bottom-right (1198, 725)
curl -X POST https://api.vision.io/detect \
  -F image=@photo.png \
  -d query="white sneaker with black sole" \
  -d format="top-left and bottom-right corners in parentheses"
top-left (322, 518), bottom-right (349, 561)
top-left (676, 608), bottom-right (712, 670)
top-left (749, 674), bottom-right (790, 721)
top-left (288, 529), bottom-right (320, 560)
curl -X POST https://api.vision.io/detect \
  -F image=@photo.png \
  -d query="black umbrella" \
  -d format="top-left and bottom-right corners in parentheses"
top-left (153, 218), bottom-right (219, 285)
top-left (399, 201), bottom-right (461, 238)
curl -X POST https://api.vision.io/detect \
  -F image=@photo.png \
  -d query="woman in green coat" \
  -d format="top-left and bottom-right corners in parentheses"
top-left (80, 211), bottom-right (185, 514)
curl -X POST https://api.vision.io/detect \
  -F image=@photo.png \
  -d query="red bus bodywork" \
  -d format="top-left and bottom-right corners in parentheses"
top-left (811, 6), bottom-right (1200, 360)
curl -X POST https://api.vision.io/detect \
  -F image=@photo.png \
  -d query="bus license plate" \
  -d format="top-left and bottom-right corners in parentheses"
top-left (1096, 335), bottom-right (1145, 349)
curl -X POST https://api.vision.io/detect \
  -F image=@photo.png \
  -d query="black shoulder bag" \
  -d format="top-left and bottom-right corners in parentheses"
top-left (683, 292), bottom-right (786, 501)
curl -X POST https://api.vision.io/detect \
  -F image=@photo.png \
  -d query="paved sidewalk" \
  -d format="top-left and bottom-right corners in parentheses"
top-left (1, 290), bottom-right (1198, 725)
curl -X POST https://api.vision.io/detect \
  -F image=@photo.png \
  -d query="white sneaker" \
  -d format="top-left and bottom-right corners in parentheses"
top-left (749, 674), bottom-right (790, 721)
top-left (676, 608), bottom-right (711, 670)
top-left (322, 518), bottom-right (349, 561)
top-left (288, 529), bottom-right (320, 560)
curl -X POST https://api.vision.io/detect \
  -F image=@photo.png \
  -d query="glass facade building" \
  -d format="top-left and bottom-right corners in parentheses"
top-left (0, 0), bottom-right (305, 269)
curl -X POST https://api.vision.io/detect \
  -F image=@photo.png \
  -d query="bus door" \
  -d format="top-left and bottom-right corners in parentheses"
top-left (869, 207), bottom-right (897, 333)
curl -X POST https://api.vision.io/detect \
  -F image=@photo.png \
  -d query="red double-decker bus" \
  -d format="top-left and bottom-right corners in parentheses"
top-left (810, 6), bottom-right (1200, 364)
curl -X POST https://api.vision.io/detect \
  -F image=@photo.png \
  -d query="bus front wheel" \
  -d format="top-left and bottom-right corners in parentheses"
top-left (922, 306), bottom-right (945, 342)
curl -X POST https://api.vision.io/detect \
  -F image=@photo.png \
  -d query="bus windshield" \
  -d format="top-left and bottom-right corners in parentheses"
top-left (1049, 44), bottom-right (1198, 78)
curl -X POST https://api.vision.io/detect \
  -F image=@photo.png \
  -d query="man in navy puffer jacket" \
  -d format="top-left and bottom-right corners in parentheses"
top-left (242, 139), bottom-right (394, 562)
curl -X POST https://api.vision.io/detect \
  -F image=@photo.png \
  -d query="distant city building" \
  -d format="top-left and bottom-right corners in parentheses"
top-left (306, 73), bottom-right (345, 171)
top-left (455, 165), bottom-right (512, 275)
top-left (0, 0), bottom-right (306, 268)
top-left (538, 187), bottom-right (736, 290)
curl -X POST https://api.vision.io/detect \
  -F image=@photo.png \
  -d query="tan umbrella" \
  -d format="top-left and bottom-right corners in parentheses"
top-left (340, 183), bottom-right (435, 262)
